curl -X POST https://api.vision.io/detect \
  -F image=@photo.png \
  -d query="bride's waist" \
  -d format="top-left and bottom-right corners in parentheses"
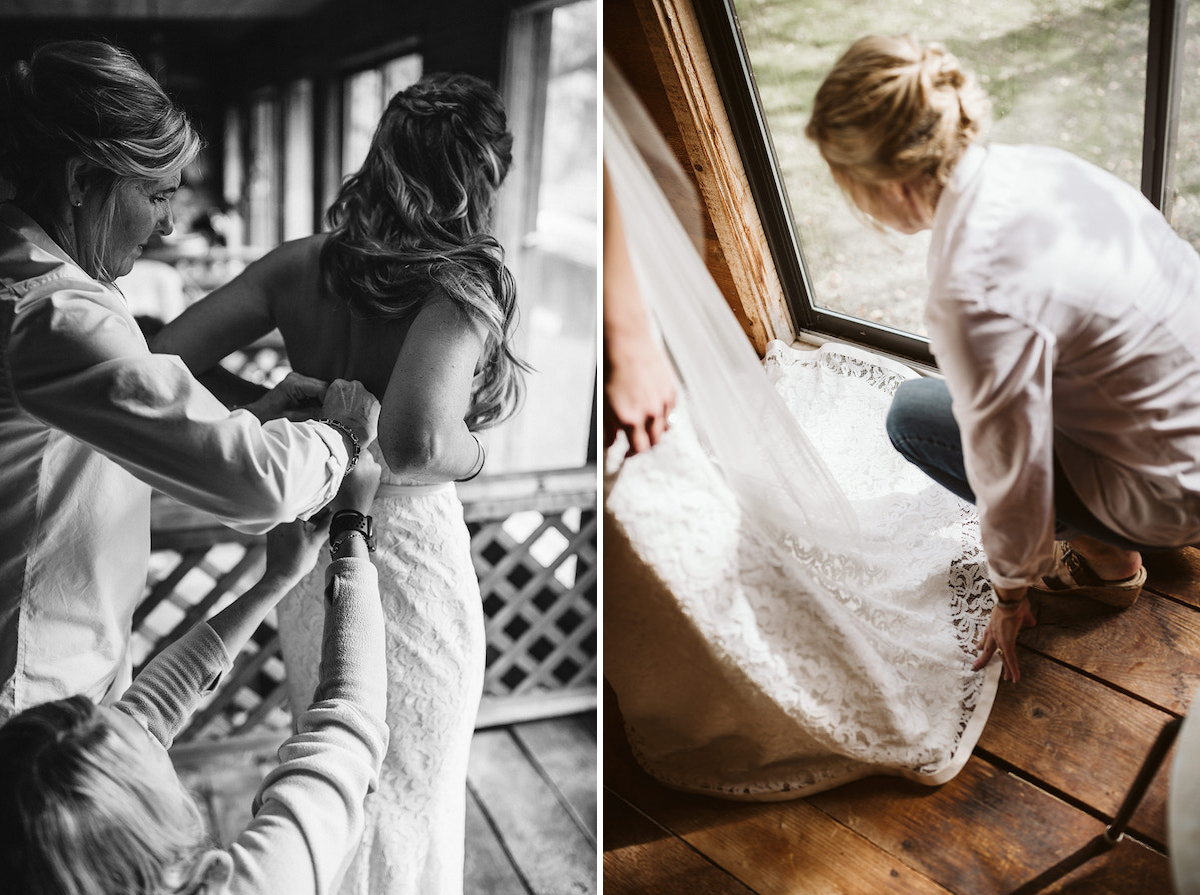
top-left (374, 479), bottom-right (457, 498)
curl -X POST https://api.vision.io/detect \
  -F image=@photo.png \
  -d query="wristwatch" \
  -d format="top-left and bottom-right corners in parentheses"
top-left (329, 510), bottom-right (375, 557)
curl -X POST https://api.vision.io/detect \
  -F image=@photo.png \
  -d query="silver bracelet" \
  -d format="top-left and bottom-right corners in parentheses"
top-left (455, 432), bottom-right (485, 482)
top-left (317, 418), bottom-right (361, 477)
top-left (329, 529), bottom-right (371, 559)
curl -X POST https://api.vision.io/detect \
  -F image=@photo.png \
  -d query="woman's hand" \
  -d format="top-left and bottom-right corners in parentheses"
top-left (243, 372), bottom-right (329, 422)
top-left (322, 379), bottom-right (381, 448)
top-left (604, 328), bottom-right (676, 455)
top-left (331, 450), bottom-right (383, 516)
top-left (973, 586), bottom-right (1037, 682)
top-left (263, 515), bottom-right (332, 585)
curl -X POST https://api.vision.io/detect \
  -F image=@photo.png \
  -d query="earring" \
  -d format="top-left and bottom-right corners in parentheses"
top-left (72, 200), bottom-right (82, 208)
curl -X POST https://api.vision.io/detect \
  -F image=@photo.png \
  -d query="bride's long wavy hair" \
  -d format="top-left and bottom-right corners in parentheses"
top-left (321, 72), bottom-right (528, 430)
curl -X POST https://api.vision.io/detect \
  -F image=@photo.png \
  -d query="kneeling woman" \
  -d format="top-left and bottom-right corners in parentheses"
top-left (807, 34), bottom-right (1200, 681)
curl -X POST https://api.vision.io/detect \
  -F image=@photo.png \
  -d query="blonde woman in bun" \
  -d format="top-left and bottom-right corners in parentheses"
top-left (810, 34), bottom-right (1200, 683)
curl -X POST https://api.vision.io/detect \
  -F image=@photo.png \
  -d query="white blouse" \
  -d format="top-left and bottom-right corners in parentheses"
top-left (926, 143), bottom-right (1200, 588)
top-left (0, 204), bottom-right (347, 717)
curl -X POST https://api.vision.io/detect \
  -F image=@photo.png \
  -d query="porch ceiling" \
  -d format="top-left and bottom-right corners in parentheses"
top-left (0, 0), bottom-right (332, 17)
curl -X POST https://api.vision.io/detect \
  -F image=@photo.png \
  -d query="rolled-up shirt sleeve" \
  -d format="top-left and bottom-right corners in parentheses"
top-left (8, 280), bottom-right (346, 533)
top-left (928, 295), bottom-right (1059, 588)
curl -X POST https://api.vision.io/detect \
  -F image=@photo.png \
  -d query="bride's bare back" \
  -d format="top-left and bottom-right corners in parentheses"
top-left (154, 234), bottom-right (487, 483)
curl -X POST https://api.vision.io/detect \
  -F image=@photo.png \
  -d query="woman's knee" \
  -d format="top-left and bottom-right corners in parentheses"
top-left (887, 378), bottom-right (938, 451)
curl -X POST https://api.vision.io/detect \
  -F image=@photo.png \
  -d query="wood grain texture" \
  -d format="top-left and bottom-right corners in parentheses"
top-left (605, 789), bottom-right (757, 895)
top-left (513, 713), bottom-right (598, 841)
top-left (627, 0), bottom-right (795, 354)
top-left (1143, 546), bottom-right (1200, 609)
top-left (1020, 591), bottom-right (1200, 715)
top-left (1039, 838), bottom-right (1174, 894)
top-left (978, 649), bottom-right (1174, 846)
top-left (469, 728), bottom-right (597, 895)
top-left (464, 789), bottom-right (530, 895)
top-left (807, 758), bottom-right (1107, 895)
top-left (604, 0), bottom-right (742, 331)
top-left (605, 695), bottom-right (953, 895)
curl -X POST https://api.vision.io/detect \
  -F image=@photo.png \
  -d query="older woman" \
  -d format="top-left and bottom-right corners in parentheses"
top-left (0, 40), bottom-right (378, 720)
top-left (807, 34), bottom-right (1200, 683)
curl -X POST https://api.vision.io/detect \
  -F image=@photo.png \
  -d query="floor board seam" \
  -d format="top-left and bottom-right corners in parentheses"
top-left (512, 726), bottom-right (597, 848)
top-left (971, 746), bottom-right (1168, 855)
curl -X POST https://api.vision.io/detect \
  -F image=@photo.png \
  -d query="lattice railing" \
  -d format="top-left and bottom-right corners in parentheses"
top-left (141, 467), bottom-right (596, 744)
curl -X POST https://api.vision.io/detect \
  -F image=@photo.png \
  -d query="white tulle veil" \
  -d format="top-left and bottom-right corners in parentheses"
top-left (602, 56), bottom-right (858, 554)
top-left (603, 54), bottom-right (999, 798)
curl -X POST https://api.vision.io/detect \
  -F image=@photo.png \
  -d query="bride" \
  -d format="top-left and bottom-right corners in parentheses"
top-left (603, 56), bottom-right (999, 799)
top-left (154, 73), bottom-right (526, 894)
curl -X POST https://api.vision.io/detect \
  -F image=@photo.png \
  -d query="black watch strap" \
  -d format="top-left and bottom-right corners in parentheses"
top-left (329, 510), bottom-right (375, 555)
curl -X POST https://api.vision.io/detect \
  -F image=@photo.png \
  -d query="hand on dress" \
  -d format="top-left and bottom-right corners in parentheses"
top-left (604, 329), bottom-right (676, 455)
top-left (245, 372), bottom-right (329, 423)
top-left (972, 586), bottom-right (1036, 682)
top-left (321, 379), bottom-right (381, 448)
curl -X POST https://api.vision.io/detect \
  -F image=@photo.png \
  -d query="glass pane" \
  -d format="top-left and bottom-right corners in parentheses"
top-left (342, 68), bottom-right (384, 177)
top-left (733, 0), bottom-right (1149, 337)
top-left (382, 53), bottom-right (423, 99)
top-left (1170, 8), bottom-right (1200, 250)
top-left (247, 94), bottom-right (279, 248)
top-left (489, 0), bottom-right (598, 474)
top-left (283, 79), bottom-right (314, 240)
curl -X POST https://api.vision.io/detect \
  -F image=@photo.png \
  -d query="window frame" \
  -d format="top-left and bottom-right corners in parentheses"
top-left (690, 0), bottom-right (1189, 365)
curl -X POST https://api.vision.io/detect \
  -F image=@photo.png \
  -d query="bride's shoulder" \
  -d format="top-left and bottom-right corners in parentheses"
top-left (250, 236), bottom-right (324, 286)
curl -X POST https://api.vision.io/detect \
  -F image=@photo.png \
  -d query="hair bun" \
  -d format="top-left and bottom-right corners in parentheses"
top-left (920, 45), bottom-right (966, 90)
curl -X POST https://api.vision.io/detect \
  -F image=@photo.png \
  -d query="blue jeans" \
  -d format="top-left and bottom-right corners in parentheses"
top-left (885, 377), bottom-right (1153, 552)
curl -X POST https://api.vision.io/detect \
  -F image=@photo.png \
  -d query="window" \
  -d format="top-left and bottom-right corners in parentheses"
top-left (489, 0), bottom-right (598, 474)
top-left (246, 92), bottom-right (280, 249)
top-left (282, 79), bottom-right (315, 241)
top-left (342, 54), bottom-right (423, 178)
top-left (695, 0), bottom-right (1189, 362)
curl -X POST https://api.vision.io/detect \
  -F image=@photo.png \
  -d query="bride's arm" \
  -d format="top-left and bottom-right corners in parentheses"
top-left (150, 241), bottom-right (307, 407)
top-left (378, 295), bottom-right (488, 482)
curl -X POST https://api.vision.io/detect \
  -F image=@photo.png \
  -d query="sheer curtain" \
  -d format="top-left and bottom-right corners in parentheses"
top-left (604, 56), bottom-right (999, 798)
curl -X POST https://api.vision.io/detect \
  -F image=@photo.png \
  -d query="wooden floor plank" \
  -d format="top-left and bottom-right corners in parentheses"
top-left (1144, 547), bottom-right (1200, 609)
top-left (513, 712), bottom-right (597, 841)
top-left (604, 789), bottom-right (757, 895)
top-left (465, 786), bottom-right (530, 895)
top-left (806, 757), bottom-right (1108, 895)
top-left (605, 700), bottom-right (954, 895)
top-left (469, 728), bottom-right (597, 895)
top-left (978, 649), bottom-right (1174, 846)
top-left (1019, 590), bottom-right (1200, 714)
top-left (1039, 838), bottom-right (1175, 894)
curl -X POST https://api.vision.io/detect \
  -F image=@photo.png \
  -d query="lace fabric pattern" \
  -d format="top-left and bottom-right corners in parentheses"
top-left (277, 451), bottom-right (483, 894)
top-left (605, 342), bottom-right (999, 799)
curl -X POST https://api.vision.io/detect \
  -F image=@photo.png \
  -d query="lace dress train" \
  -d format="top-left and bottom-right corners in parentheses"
top-left (605, 341), bottom-right (999, 798)
top-left (277, 455), bottom-right (483, 894)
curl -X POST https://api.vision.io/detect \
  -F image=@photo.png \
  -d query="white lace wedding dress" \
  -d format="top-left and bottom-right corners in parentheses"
top-left (606, 341), bottom-right (998, 798)
top-left (604, 55), bottom-right (999, 799)
top-left (277, 443), bottom-right (483, 894)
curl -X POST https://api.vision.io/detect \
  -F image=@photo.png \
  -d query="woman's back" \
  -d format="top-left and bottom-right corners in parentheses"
top-left (267, 235), bottom-right (418, 399)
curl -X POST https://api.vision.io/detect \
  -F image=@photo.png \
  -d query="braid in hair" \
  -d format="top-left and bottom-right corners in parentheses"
top-left (321, 72), bottom-right (528, 430)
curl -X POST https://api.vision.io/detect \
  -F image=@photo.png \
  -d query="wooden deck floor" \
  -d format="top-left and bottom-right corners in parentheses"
top-left (604, 549), bottom-right (1200, 895)
top-left (176, 711), bottom-right (597, 894)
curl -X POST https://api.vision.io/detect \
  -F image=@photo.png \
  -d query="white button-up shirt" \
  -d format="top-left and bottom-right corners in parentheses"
top-left (0, 203), bottom-right (347, 717)
top-left (926, 143), bottom-right (1200, 588)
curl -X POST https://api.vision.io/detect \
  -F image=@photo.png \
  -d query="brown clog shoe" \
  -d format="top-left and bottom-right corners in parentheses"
top-left (1030, 542), bottom-right (1146, 608)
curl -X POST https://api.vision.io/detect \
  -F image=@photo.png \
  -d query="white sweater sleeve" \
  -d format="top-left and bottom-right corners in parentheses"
top-left (226, 558), bottom-right (389, 895)
top-left (113, 623), bottom-right (232, 749)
